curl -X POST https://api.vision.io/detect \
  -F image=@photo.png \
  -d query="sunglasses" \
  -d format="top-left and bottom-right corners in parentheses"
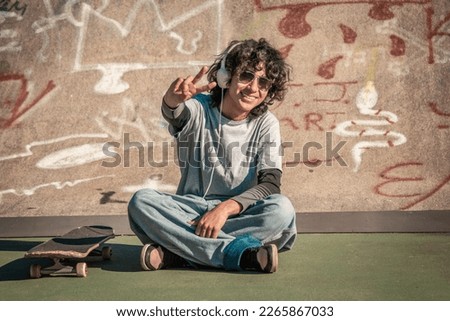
top-left (237, 70), bottom-right (272, 91)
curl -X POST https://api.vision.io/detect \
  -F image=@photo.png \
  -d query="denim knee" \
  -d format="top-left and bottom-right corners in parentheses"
top-left (128, 188), bottom-right (156, 219)
top-left (266, 194), bottom-right (296, 226)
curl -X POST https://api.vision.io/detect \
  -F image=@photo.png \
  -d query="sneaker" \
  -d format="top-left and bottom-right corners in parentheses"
top-left (140, 244), bottom-right (187, 271)
top-left (239, 244), bottom-right (278, 273)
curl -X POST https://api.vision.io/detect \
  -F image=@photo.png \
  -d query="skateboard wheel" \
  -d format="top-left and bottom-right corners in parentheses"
top-left (30, 264), bottom-right (42, 279)
top-left (76, 262), bottom-right (88, 277)
top-left (102, 246), bottom-right (112, 260)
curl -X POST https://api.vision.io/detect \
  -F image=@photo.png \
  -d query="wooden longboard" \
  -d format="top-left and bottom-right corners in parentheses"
top-left (25, 225), bottom-right (115, 278)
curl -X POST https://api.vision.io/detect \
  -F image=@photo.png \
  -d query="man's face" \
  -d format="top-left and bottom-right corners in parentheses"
top-left (224, 64), bottom-right (271, 119)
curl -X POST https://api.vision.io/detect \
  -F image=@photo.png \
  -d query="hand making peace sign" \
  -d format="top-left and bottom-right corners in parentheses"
top-left (163, 66), bottom-right (217, 108)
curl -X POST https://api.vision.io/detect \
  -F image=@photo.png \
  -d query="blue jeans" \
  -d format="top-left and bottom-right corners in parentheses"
top-left (128, 189), bottom-right (297, 270)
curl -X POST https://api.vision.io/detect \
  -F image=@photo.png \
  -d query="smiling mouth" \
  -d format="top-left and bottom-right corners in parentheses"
top-left (240, 92), bottom-right (257, 101)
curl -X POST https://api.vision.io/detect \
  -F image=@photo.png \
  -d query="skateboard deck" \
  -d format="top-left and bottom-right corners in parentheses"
top-left (25, 225), bottom-right (115, 278)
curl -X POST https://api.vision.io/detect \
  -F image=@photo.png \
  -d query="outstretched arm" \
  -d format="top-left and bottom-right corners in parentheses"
top-left (162, 66), bottom-right (216, 133)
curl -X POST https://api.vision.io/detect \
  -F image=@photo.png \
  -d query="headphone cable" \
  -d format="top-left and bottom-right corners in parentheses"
top-left (202, 87), bottom-right (224, 199)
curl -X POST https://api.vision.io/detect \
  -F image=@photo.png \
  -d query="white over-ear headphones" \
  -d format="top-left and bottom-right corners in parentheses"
top-left (216, 42), bottom-right (242, 88)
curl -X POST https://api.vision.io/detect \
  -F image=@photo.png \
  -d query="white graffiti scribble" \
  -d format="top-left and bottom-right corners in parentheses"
top-left (169, 30), bottom-right (203, 55)
top-left (31, 0), bottom-right (110, 62)
top-left (0, 133), bottom-right (108, 162)
top-left (0, 175), bottom-right (115, 203)
top-left (93, 63), bottom-right (147, 94)
top-left (95, 97), bottom-right (170, 142)
top-left (36, 142), bottom-right (115, 169)
top-left (334, 81), bottom-right (407, 172)
top-left (0, 11), bottom-right (22, 53)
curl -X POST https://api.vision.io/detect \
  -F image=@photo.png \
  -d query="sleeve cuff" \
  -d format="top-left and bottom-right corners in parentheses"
top-left (161, 98), bottom-right (185, 119)
top-left (231, 184), bottom-right (272, 213)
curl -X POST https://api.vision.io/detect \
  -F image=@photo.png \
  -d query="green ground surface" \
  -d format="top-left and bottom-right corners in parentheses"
top-left (0, 234), bottom-right (449, 301)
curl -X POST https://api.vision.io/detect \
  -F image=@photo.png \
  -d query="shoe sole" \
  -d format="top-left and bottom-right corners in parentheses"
top-left (265, 244), bottom-right (278, 273)
top-left (140, 244), bottom-right (163, 271)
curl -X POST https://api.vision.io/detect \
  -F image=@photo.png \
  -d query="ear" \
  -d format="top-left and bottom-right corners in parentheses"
top-left (216, 67), bottom-right (230, 88)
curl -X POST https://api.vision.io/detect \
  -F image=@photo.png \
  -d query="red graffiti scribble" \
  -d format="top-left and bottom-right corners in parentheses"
top-left (304, 113), bottom-right (324, 131)
top-left (289, 83), bottom-right (305, 88)
top-left (368, 3), bottom-right (396, 20)
top-left (426, 7), bottom-right (450, 64)
top-left (313, 81), bottom-right (358, 103)
top-left (374, 162), bottom-right (450, 210)
top-left (280, 117), bottom-right (300, 130)
top-left (254, 0), bottom-right (430, 39)
top-left (254, 1), bottom-right (318, 39)
top-left (401, 174), bottom-right (450, 210)
top-left (278, 43), bottom-right (294, 59)
top-left (326, 112), bottom-right (346, 130)
top-left (429, 102), bottom-right (450, 117)
top-left (390, 34), bottom-right (406, 56)
top-left (318, 56), bottom-right (344, 79)
top-left (375, 162), bottom-right (424, 197)
top-left (0, 74), bottom-right (56, 129)
top-left (429, 102), bottom-right (450, 129)
top-left (280, 112), bottom-right (345, 131)
top-left (278, 5), bottom-right (314, 39)
top-left (339, 24), bottom-right (357, 43)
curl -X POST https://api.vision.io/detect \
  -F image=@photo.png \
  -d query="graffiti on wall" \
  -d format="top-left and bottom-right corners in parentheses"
top-left (0, 0), bottom-right (222, 207)
top-left (29, 0), bottom-right (223, 94)
top-left (251, 0), bottom-right (449, 209)
top-left (0, 0), bottom-right (448, 213)
top-left (0, 73), bottom-right (56, 129)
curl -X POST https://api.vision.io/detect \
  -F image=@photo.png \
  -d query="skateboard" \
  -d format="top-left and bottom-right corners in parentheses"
top-left (24, 225), bottom-right (115, 278)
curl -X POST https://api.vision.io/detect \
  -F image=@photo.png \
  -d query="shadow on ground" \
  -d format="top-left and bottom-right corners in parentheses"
top-left (0, 239), bottom-right (259, 282)
top-left (0, 241), bottom-right (145, 281)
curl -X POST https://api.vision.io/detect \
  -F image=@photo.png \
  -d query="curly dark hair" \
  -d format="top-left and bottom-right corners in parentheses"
top-left (207, 38), bottom-right (291, 117)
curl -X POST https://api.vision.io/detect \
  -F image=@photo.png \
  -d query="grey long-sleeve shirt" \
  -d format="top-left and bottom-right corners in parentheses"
top-left (162, 94), bottom-right (283, 212)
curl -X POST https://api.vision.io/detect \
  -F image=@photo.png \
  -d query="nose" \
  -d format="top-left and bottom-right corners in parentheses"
top-left (249, 77), bottom-right (259, 92)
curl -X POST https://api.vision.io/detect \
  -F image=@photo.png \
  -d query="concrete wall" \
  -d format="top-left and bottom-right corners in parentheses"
top-left (0, 0), bottom-right (449, 218)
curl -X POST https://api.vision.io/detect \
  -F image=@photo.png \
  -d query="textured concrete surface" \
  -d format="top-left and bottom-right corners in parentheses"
top-left (0, 1), bottom-right (449, 221)
top-left (1, 233), bottom-right (450, 300)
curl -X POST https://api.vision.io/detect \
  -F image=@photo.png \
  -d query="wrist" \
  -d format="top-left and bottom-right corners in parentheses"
top-left (218, 199), bottom-right (242, 217)
top-left (162, 96), bottom-right (180, 109)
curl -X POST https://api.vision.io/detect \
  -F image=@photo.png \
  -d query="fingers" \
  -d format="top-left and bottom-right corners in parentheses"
top-left (192, 66), bottom-right (208, 84)
top-left (196, 81), bottom-right (217, 93)
top-left (192, 66), bottom-right (217, 93)
top-left (190, 219), bottom-right (219, 239)
top-left (181, 76), bottom-right (194, 96)
top-left (197, 225), bottom-right (218, 239)
top-left (172, 66), bottom-right (215, 97)
top-left (195, 220), bottom-right (210, 238)
top-left (172, 77), bottom-right (184, 91)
